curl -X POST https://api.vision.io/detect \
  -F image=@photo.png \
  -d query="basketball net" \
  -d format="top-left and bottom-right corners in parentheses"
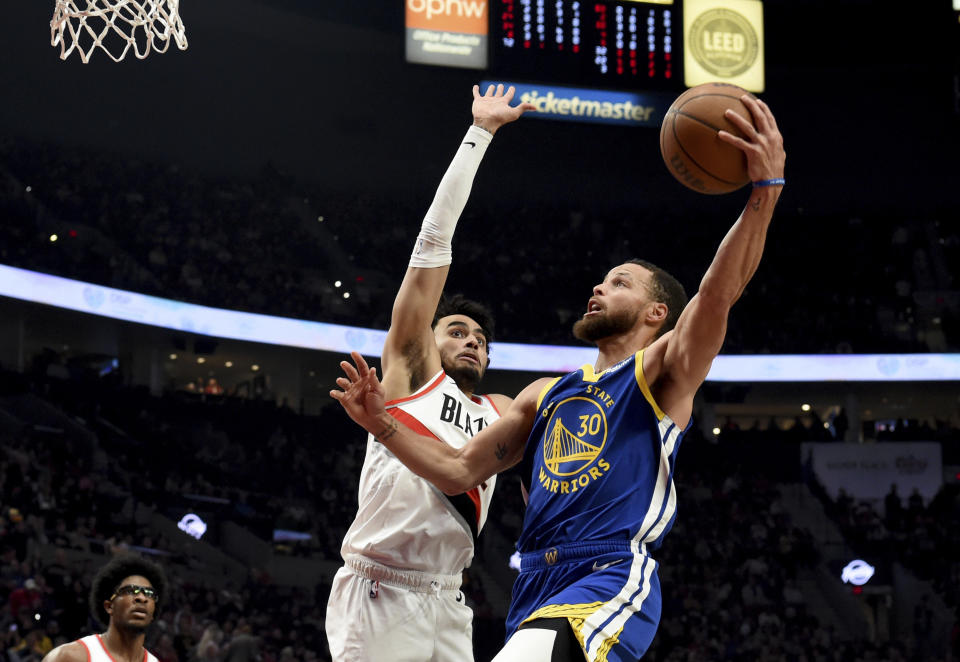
top-left (51, 0), bottom-right (188, 63)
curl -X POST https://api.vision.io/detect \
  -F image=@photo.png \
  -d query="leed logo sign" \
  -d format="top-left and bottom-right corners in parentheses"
top-left (689, 8), bottom-right (759, 77)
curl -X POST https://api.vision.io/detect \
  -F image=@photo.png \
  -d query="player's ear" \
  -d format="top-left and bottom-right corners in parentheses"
top-left (647, 302), bottom-right (668, 324)
top-left (104, 599), bottom-right (114, 617)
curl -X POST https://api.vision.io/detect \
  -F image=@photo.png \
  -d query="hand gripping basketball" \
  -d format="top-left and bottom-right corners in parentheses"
top-left (660, 82), bottom-right (784, 195)
top-left (717, 95), bottom-right (786, 188)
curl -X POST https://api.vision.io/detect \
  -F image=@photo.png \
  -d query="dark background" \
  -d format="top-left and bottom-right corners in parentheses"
top-left (1, 0), bottom-right (957, 219)
top-left (3, 0), bottom-right (958, 357)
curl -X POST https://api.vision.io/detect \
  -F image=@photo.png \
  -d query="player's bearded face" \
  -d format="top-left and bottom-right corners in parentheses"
top-left (435, 315), bottom-right (487, 393)
top-left (573, 305), bottom-right (641, 342)
top-left (441, 353), bottom-right (483, 392)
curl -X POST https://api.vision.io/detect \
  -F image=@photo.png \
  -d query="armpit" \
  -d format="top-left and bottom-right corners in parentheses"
top-left (402, 337), bottom-right (429, 392)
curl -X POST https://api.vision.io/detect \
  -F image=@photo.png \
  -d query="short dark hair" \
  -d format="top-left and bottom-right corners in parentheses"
top-left (626, 259), bottom-right (688, 337)
top-left (89, 554), bottom-right (168, 627)
top-left (432, 294), bottom-right (495, 353)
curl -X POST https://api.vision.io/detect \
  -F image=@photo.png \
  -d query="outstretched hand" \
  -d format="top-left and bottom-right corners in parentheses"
top-left (472, 83), bottom-right (537, 135)
top-left (330, 351), bottom-right (387, 431)
top-left (718, 95), bottom-right (786, 184)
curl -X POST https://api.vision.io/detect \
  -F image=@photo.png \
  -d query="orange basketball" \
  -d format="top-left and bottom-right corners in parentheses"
top-left (659, 82), bottom-right (757, 195)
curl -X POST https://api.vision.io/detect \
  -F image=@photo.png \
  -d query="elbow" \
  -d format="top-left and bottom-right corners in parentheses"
top-left (436, 462), bottom-right (481, 495)
top-left (438, 474), bottom-right (475, 496)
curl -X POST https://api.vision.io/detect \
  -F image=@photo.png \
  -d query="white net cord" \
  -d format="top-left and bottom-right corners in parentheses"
top-left (51, 0), bottom-right (188, 63)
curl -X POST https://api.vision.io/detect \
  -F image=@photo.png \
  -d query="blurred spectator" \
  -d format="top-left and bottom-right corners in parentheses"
top-left (193, 624), bottom-right (223, 662)
top-left (1, 351), bottom-right (958, 661)
top-left (8, 578), bottom-right (42, 623)
top-left (884, 483), bottom-right (903, 532)
top-left (1, 138), bottom-right (957, 354)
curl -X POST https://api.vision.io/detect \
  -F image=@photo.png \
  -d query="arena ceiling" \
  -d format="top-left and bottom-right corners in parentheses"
top-left (0, 1), bottom-right (956, 218)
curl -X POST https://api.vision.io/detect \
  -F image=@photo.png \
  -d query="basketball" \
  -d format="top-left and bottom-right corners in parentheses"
top-left (659, 82), bottom-right (757, 195)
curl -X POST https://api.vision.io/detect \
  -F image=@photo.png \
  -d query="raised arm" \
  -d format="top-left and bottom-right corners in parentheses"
top-left (380, 85), bottom-right (535, 395)
top-left (332, 351), bottom-right (545, 494)
top-left (649, 95), bottom-right (786, 421)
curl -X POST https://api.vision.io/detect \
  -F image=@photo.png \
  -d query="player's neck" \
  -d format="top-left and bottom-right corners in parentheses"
top-left (102, 626), bottom-right (146, 662)
top-left (448, 368), bottom-right (479, 398)
top-left (454, 382), bottom-right (475, 398)
top-left (593, 328), bottom-right (654, 372)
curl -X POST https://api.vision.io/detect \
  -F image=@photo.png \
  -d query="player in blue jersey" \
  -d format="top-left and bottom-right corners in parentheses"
top-left (331, 93), bottom-right (786, 661)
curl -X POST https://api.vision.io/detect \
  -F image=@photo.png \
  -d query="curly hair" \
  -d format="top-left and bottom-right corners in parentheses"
top-left (88, 554), bottom-right (168, 627)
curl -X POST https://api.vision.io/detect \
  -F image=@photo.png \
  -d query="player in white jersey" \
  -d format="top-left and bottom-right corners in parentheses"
top-left (325, 84), bottom-right (534, 662)
top-left (42, 554), bottom-right (167, 662)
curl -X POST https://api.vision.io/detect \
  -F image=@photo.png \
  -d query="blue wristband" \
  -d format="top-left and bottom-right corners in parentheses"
top-left (752, 178), bottom-right (786, 188)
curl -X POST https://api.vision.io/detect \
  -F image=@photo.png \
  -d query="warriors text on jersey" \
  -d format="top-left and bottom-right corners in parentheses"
top-left (518, 349), bottom-right (685, 554)
top-left (340, 370), bottom-right (501, 575)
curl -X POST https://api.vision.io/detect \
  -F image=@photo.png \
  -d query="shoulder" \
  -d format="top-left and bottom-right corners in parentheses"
top-left (518, 377), bottom-right (562, 408)
top-left (485, 393), bottom-right (513, 413)
top-left (43, 640), bottom-right (89, 662)
top-left (478, 378), bottom-right (556, 420)
top-left (641, 332), bottom-right (695, 429)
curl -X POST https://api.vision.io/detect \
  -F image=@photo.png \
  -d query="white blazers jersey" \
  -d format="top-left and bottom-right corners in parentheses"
top-left (78, 635), bottom-right (159, 662)
top-left (340, 370), bottom-right (501, 575)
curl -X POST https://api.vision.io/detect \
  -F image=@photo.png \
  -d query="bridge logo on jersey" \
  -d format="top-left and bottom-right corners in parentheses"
top-left (545, 417), bottom-right (603, 477)
top-left (541, 396), bottom-right (608, 480)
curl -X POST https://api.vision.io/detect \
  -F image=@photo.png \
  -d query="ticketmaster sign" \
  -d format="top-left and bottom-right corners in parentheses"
top-left (481, 80), bottom-right (676, 127)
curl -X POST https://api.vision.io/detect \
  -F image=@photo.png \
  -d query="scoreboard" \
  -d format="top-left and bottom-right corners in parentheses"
top-left (491, 0), bottom-right (679, 91)
top-left (405, 0), bottom-right (766, 125)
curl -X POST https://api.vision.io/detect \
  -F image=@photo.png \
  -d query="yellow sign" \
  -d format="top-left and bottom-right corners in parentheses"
top-left (684, 0), bottom-right (765, 92)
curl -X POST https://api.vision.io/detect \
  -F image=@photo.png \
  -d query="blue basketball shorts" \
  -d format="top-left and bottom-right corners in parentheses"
top-left (505, 540), bottom-right (662, 662)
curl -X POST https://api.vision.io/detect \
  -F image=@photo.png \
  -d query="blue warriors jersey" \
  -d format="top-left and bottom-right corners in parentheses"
top-left (506, 349), bottom-right (687, 661)
top-left (518, 349), bottom-right (686, 554)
